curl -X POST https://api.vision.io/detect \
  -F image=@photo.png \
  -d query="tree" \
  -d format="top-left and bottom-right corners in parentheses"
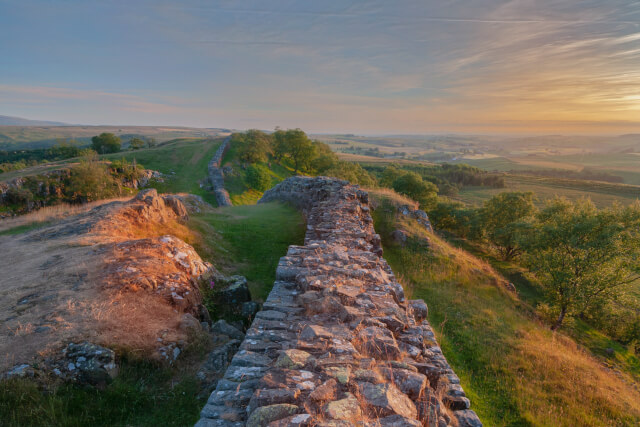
top-left (391, 171), bottom-right (438, 209)
top-left (91, 133), bottom-right (121, 154)
top-left (238, 130), bottom-right (272, 163)
top-left (147, 137), bottom-right (157, 148)
top-left (129, 137), bottom-right (145, 150)
top-left (479, 192), bottom-right (535, 260)
top-left (321, 161), bottom-right (376, 187)
top-left (276, 129), bottom-right (316, 173)
top-left (246, 164), bottom-right (272, 191)
top-left (310, 140), bottom-right (339, 173)
top-left (522, 198), bottom-right (640, 330)
top-left (272, 128), bottom-right (287, 161)
top-left (429, 199), bottom-right (479, 238)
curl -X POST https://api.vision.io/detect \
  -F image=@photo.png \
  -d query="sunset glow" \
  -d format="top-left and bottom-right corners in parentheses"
top-left (1, 0), bottom-right (639, 134)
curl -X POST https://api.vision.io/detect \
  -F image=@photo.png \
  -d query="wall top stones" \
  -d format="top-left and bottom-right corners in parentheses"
top-left (196, 176), bottom-right (482, 427)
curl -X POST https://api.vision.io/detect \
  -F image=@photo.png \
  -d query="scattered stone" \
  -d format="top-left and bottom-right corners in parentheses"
top-left (357, 382), bottom-right (417, 419)
top-left (309, 378), bottom-right (338, 401)
top-left (274, 349), bottom-right (315, 370)
top-left (246, 404), bottom-right (300, 427)
top-left (63, 342), bottom-right (117, 385)
top-left (324, 393), bottom-right (362, 420)
top-left (455, 409), bottom-right (483, 427)
top-left (212, 320), bottom-right (245, 341)
top-left (408, 300), bottom-right (428, 322)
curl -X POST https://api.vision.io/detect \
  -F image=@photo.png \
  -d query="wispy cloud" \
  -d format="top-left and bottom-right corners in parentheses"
top-left (1, 0), bottom-right (638, 133)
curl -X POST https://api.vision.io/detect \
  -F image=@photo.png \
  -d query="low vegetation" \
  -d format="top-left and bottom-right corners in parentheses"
top-left (190, 202), bottom-right (305, 302)
top-left (373, 197), bottom-right (640, 426)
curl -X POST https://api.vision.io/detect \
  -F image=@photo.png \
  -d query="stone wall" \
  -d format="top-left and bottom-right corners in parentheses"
top-left (209, 136), bottom-right (232, 207)
top-left (196, 177), bottom-right (481, 427)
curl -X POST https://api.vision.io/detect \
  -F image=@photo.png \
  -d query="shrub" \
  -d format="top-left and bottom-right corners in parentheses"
top-left (246, 165), bottom-right (272, 192)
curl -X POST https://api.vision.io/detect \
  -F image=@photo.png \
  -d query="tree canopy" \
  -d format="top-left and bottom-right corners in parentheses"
top-left (479, 192), bottom-right (535, 260)
top-left (522, 198), bottom-right (640, 330)
top-left (91, 133), bottom-right (121, 154)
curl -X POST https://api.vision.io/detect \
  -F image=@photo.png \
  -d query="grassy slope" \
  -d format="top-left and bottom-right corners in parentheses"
top-left (102, 138), bottom-right (223, 206)
top-left (372, 195), bottom-right (640, 426)
top-left (220, 141), bottom-right (296, 205)
top-left (189, 203), bottom-right (305, 302)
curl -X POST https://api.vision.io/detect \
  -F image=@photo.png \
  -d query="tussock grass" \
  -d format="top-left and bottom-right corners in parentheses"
top-left (365, 187), bottom-right (418, 211)
top-left (0, 197), bottom-right (130, 233)
top-left (373, 200), bottom-right (640, 426)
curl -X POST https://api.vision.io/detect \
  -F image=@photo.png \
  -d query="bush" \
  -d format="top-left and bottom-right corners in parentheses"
top-left (321, 161), bottom-right (376, 187)
top-left (4, 187), bottom-right (33, 205)
top-left (246, 165), bottom-right (272, 192)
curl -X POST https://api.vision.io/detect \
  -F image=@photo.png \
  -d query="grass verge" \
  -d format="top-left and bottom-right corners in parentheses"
top-left (373, 198), bottom-right (640, 426)
top-left (189, 202), bottom-right (305, 302)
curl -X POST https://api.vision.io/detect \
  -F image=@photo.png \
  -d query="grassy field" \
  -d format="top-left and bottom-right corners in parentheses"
top-left (373, 198), bottom-right (640, 426)
top-left (190, 202), bottom-right (305, 302)
top-left (102, 138), bottom-right (223, 206)
top-left (455, 175), bottom-right (640, 208)
top-left (460, 153), bottom-right (640, 185)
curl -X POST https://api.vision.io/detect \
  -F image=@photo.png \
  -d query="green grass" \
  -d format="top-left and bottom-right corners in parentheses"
top-left (221, 145), bottom-right (295, 205)
top-left (455, 175), bottom-right (640, 208)
top-left (445, 235), bottom-right (640, 380)
top-left (102, 138), bottom-right (223, 206)
top-left (190, 202), bottom-right (305, 301)
top-left (0, 221), bottom-right (51, 236)
top-left (373, 200), bottom-right (640, 426)
top-left (0, 355), bottom-right (205, 427)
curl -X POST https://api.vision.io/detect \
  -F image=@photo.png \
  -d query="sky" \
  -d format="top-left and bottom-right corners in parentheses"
top-left (0, 0), bottom-right (639, 134)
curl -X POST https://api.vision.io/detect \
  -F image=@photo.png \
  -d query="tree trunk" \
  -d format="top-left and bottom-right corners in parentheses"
top-left (551, 306), bottom-right (567, 331)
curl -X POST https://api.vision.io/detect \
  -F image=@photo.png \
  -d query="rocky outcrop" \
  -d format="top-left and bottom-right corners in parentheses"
top-left (399, 205), bottom-right (433, 233)
top-left (196, 177), bottom-right (481, 426)
top-left (209, 137), bottom-right (232, 207)
top-left (0, 189), bottom-right (214, 379)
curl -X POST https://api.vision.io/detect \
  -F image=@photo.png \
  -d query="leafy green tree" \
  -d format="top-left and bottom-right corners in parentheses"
top-left (380, 166), bottom-right (403, 188)
top-left (276, 129), bottom-right (316, 173)
top-left (522, 198), bottom-right (640, 330)
top-left (310, 140), bottom-right (339, 173)
top-left (238, 129), bottom-right (272, 163)
top-left (479, 192), bottom-right (535, 260)
top-left (429, 199), bottom-right (479, 238)
top-left (272, 128), bottom-right (287, 161)
top-left (147, 137), bottom-right (157, 148)
top-left (91, 133), bottom-right (121, 154)
top-left (129, 137), bottom-right (145, 150)
top-left (321, 161), bottom-right (376, 187)
top-left (246, 164), bottom-right (272, 191)
top-left (392, 171), bottom-right (438, 209)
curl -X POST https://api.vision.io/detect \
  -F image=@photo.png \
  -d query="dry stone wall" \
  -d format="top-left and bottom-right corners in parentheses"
top-left (209, 136), bottom-right (232, 207)
top-left (196, 177), bottom-right (481, 427)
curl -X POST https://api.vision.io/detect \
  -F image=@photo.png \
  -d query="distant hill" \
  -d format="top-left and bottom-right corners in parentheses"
top-left (0, 125), bottom-right (230, 150)
top-left (0, 115), bottom-right (69, 126)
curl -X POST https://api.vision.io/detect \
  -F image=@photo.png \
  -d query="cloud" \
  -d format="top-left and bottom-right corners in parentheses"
top-left (0, 85), bottom-right (183, 114)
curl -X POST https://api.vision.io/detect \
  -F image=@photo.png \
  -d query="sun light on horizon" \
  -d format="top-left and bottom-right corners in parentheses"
top-left (1, 0), bottom-right (639, 135)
